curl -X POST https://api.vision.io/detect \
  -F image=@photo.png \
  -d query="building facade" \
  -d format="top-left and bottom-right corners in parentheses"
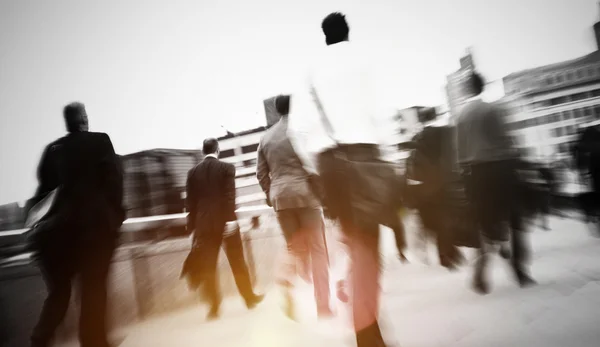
top-left (502, 17), bottom-right (600, 164)
top-left (446, 49), bottom-right (477, 118)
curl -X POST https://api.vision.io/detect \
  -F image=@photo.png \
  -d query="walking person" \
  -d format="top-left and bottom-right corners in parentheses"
top-left (256, 94), bottom-right (333, 320)
top-left (456, 72), bottom-right (536, 294)
top-left (26, 102), bottom-right (125, 347)
top-left (405, 107), bottom-right (463, 269)
top-left (183, 138), bottom-right (264, 320)
top-left (287, 12), bottom-right (397, 347)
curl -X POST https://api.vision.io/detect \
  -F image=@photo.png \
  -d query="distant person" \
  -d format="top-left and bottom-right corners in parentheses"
top-left (256, 94), bottom-right (333, 320)
top-left (406, 107), bottom-right (463, 269)
top-left (287, 12), bottom-right (397, 347)
top-left (26, 102), bottom-right (125, 347)
top-left (183, 138), bottom-right (263, 320)
top-left (456, 72), bottom-right (536, 294)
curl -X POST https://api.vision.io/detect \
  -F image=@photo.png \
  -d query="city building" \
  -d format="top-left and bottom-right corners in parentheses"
top-left (446, 49), bottom-right (476, 118)
top-left (502, 14), bottom-right (600, 164)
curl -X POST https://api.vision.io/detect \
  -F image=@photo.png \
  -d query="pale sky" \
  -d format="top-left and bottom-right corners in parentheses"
top-left (0, 0), bottom-right (597, 204)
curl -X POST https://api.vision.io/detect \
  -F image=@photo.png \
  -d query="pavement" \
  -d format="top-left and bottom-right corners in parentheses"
top-left (62, 215), bottom-right (600, 347)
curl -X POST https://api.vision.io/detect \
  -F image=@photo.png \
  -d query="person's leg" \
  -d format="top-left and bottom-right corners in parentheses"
top-left (509, 211), bottom-right (536, 287)
top-left (201, 237), bottom-right (224, 319)
top-left (78, 243), bottom-right (115, 347)
top-left (342, 221), bottom-right (386, 347)
top-left (31, 254), bottom-right (74, 347)
top-left (389, 215), bottom-right (408, 263)
top-left (300, 208), bottom-right (332, 316)
top-left (275, 209), bottom-right (302, 319)
top-left (222, 228), bottom-right (263, 308)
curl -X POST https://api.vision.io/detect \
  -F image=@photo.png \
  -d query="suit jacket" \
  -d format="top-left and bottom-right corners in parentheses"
top-left (26, 131), bottom-right (125, 247)
top-left (186, 156), bottom-right (236, 240)
top-left (257, 117), bottom-right (320, 211)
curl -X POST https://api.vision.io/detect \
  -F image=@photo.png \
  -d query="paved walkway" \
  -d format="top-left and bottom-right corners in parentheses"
top-left (77, 216), bottom-right (600, 347)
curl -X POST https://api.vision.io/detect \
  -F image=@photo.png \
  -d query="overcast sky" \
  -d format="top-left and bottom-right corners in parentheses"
top-left (0, 0), bottom-right (598, 204)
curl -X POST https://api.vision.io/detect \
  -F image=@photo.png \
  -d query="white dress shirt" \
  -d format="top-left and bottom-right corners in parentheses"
top-left (287, 41), bottom-right (396, 173)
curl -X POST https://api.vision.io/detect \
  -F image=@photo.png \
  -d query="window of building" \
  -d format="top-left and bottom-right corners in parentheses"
top-left (585, 107), bottom-right (594, 117)
top-left (567, 125), bottom-right (576, 135)
top-left (551, 114), bottom-right (560, 123)
top-left (567, 72), bottom-right (574, 81)
top-left (243, 159), bottom-right (257, 167)
top-left (220, 149), bottom-right (235, 158)
top-left (556, 74), bottom-right (564, 83)
top-left (577, 69), bottom-right (584, 79)
top-left (595, 105), bottom-right (600, 118)
top-left (575, 109), bottom-right (583, 118)
top-left (241, 143), bottom-right (259, 154)
top-left (546, 76), bottom-right (554, 85)
top-left (592, 89), bottom-right (600, 97)
top-left (572, 92), bottom-right (587, 101)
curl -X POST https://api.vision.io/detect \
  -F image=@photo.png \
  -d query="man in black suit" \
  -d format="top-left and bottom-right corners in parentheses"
top-left (186, 138), bottom-right (263, 320)
top-left (27, 102), bottom-right (124, 347)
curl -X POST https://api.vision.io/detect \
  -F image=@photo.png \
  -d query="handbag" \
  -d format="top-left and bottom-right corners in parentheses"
top-left (310, 84), bottom-right (399, 226)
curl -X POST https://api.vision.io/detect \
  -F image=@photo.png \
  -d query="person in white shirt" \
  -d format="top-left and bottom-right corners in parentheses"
top-left (287, 12), bottom-right (393, 347)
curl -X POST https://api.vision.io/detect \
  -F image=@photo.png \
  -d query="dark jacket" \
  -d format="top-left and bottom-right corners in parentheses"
top-left (186, 156), bottom-right (237, 240)
top-left (26, 131), bottom-right (124, 249)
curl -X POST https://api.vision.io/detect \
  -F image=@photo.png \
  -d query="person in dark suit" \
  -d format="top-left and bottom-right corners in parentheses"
top-left (456, 72), bottom-right (536, 295)
top-left (257, 95), bottom-right (333, 320)
top-left (185, 138), bottom-right (263, 320)
top-left (27, 102), bottom-right (124, 347)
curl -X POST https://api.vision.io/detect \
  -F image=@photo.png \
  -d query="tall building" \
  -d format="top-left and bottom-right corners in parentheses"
top-left (502, 14), bottom-right (600, 163)
top-left (446, 48), bottom-right (476, 118)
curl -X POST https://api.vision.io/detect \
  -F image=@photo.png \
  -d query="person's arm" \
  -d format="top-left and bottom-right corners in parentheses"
top-left (256, 144), bottom-right (272, 206)
top-left (99, 134), bottom-right (125, 223)
top-left (25, 144), bottom-right (59, 216)
top-left (185, 169), bottom-right (196, 232)
top-left (224, 164), bottom-right (237, 221)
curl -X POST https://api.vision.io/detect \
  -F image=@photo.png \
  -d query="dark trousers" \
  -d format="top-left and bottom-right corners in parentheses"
top-left (202, 230), bottom-right (255, 311)
top-left (418, 200), bottom-right (461, 267)
top-left (31, 240), bottom-right (115, 347)
top-left (465, 160), bottom-right (530, 285)
top-left (276, 207), bottom-right (331, 310)
top-left (318, 144), bottom-right (388, 347)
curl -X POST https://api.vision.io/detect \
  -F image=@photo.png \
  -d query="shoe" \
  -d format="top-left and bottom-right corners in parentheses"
top-left (246, 294), bottom-right (265, 310)
top-left (317, 306), bottom-right (336, 319)
top-left (283, 291), bottom-right (296, 321)
top-left (207, 307), bottom-right (220, 321)
top-left (517, 273), bottom-right (537, 288)
top-left (499, 246), bottom-right (511, 260)
top-left (472, 278), bottom-right (490, 295)
top-left (336, 280), bottom-right (349, 303)
top-left (399, 253), bottom-right (409, 264)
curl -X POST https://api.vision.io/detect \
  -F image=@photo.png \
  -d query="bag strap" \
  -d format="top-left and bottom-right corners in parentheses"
top-left (309, 83), bottom-right (337, 145)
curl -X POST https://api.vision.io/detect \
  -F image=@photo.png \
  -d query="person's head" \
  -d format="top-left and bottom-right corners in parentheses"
top-left (63, 102), bottom-right (89, 133)
top-left (417, 107), bottom-right (438, 124)
top-left (321, 12), bottom-right (349, 45)
top-left (467, 71), bottom-right (485, 97)
top-left (202, 138), bottom-right (220, 157)
top-left (275, 94), bottom-right (290, 116)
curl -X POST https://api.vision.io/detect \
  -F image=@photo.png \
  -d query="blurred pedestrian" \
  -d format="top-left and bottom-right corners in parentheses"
top-left (256, 94), bottom-right (333, 320)
top-left (183, 138), bottom-right (264, 320)
top-left (456, 72), bottom-right (536, 294)
top-left (287, 12), bottom-right (398, 347)
top-left (26, 102), bottom-right (125, 347)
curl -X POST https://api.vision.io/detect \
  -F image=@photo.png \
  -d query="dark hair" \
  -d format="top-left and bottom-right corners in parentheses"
top-left (321, 12), bottom-right (349, 45)
top-left (417, 107), bottom-right (437, 123)
top-left (275, 95), bottom-right (290, 116)
top-left (468, 71), bottom-right (485, 96)
top-left (63, 102), bottom-right (88, 132)
top-left (202, 138), bottom-right (219, 155)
